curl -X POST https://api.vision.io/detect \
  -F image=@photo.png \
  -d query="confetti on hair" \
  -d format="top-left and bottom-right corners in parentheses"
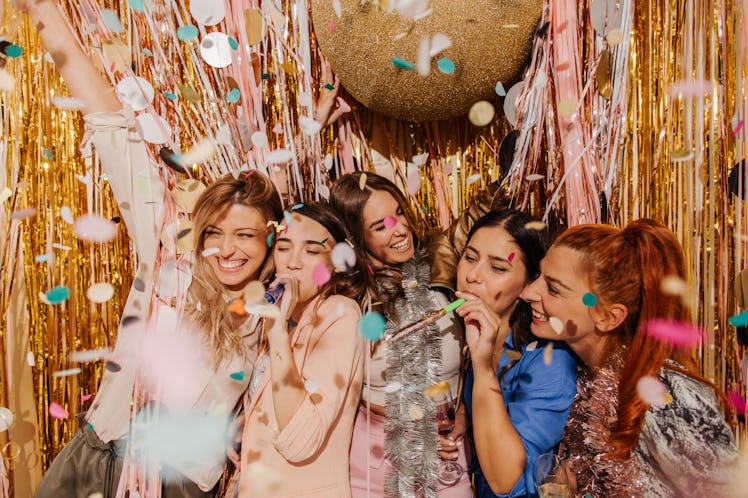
top-left (48, 402), bottom-right (69, 420)
top-left (359, 311), bottom-right (386, 340)
top-left (51, 96), bottom-right (86, 110)
top-left (549, 316), bottom-right (564, 335)
top-left (359, 173), bottom-right (368, 190)
top-left (312, 263), bottom-right (332, 287)
top-left (525, 221), bottom-right (547, 231)
top-left (645, 318), bottom-right (703, 348)
top-left (582, 292), bottom-right (598, 307)
top-left (660, 275), bottom-right (688, 296)
top-left (636, 375), bottom-right (668, 408)
top-left (332, 242), bottom-right (357, 271)
top-left (266, 233), bottom-right (274, 247)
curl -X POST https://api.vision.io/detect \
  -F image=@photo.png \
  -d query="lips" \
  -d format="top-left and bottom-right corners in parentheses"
top-left (531, 308), bottom-right (549, 321)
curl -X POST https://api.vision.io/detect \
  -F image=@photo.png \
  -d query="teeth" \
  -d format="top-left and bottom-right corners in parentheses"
top-left (391, 238), bottom-right (409, 250)
top-left (532, 310), bottom-right (548, 320)
top-left (219, 259), bottom-right (245, 269)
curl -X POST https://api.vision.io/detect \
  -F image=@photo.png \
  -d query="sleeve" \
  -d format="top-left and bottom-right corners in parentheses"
top-left (499, 344), bottom-right (578, 498)
top-left (81, 107), bottom-right (164, 265)
top-left (272, 297), bottom-right (365, 462)
top-left (429, 181), bottom-right (507, 291)
top-left (638, 370), bottom-right (738, 496)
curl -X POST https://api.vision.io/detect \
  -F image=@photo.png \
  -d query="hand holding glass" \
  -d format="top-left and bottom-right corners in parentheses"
top-left (534, 453), bottom-right (572, 498)
top-left (433, 392), bottom-right (464, 486)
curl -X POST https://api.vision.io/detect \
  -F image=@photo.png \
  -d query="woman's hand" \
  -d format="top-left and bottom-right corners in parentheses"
top-left (455, 292), bottom-right (503, 372)
top-left (314, 58), bottom-right (349, 127)
top-left (266, 274), bottom-right (298, 336)
top-left (438, 404), bottom-right (467, 461)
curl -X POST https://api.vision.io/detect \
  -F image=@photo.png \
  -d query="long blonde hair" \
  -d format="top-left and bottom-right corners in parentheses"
top-left (185, 172), bottom-right (282, 364)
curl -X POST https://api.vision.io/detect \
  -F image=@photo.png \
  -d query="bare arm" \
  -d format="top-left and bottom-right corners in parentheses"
top-left (22, 0), bottom-right (121, 113)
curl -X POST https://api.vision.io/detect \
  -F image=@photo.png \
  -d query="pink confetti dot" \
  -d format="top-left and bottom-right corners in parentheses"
top-left (48, 402), bottom-right (69, 420)
top-left (507, 252), bottom-right (515, 262)
top-left (383, 216), bottom-right (398, 229)
top-left (645, 318), bottom-right (703, 348)
top-left (312, 263), bottom-right (332, 287)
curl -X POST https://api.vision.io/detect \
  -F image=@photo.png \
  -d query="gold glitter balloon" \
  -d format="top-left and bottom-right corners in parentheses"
top-left (311, 0), bottom-right (542, 122)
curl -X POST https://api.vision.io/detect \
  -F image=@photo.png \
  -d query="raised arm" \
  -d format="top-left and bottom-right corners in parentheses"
top-left (20, 0), bottom-right (121, 113)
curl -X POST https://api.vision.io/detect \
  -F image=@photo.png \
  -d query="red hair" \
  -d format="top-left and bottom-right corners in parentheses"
top-left (555, 219), bottom-right (719, 459)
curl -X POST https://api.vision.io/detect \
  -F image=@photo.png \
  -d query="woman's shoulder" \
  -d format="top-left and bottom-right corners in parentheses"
top-left (312, 294), bottom-right (362, 321)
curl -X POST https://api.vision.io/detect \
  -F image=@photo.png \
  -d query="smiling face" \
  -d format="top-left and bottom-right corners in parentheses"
top-left (201, 204), bottom-right (270, 294)
top-left (456, 225), bottom-right (529, 323)
top-left (273, 213), bottom-right (335, 308)
top-left (520, 245), bottom-right (610, 365)
top-left (361, 189), bottom-right (415, 268)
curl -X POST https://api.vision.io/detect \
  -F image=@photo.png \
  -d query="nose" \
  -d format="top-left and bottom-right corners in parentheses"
top-left (465, 262), bottom-right (482, 284)
top-left (393, 218), bottom-right (410, 236)
top-left (286, 248), bottom-right (303, 270)
top-left (219, 236), bottom-right (235, 256)
top-left (520, 276), bottom-right (541, 302)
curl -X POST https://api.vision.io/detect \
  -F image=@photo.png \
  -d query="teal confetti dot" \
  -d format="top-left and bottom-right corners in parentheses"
top-left (437, 58), bottom-right (455, 74)
top-left (163, 91), bottom-right (177, 100)
top-left (359, 311), bottom-right (386, 341)
top-left (35, 254), bottom-right (52, 263)
top-left (582, 292), bottom-right (597, 307)
top-left (324, 83), bottom-right (335, 90)
top-left (143, 48), bottom-right (154, 57)
top-left (87, 424), bottom-right (94, 430)
top-left (4, 44), bottom-right (22, 58)
top-left (43, 148), bottom-right (54, 159)
top-left (170, 153), bottom-right (182, 163)
top-left (47, 286), bottom-right (70, 304)
top-left (266, 232), bottom-right (274, 247)
top-left (228, 36), bottom-right (239, 50)
top-left (283, 210), bottom-right (293, 225)
top-left (127, 0), bottom-right (145, 12)
top-left (391, 57), bottom-right (415, 70)
top-left (230, 371), bottom-right (245, 381)
top-left (495, 81), bottom-right (506, 96)
top-left (729, 310), bottom-right (748, 327)
top-left (226, 88), bottom-right (241, 103)
top-left (177, 25), bottom-right (199, 41)
top-left (261, 73), bottom-right (270, 80)
top-left (419, 206), bottom-right (429, 213)
top-left (291, 203), bottom-right (304, 210)
top-left (100, 9), bottom-right (125, 34)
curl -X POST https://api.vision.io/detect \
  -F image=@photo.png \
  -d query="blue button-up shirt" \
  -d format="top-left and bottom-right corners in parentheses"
top-left (464, 335), bottom-right (578, 498)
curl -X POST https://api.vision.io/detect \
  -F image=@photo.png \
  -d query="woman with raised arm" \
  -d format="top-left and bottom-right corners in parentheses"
top-left (237, 202), bottom-right (374, 497)
top-left (331, 172), bottom-right (471, 498)
top-left (455, 210), bottom-right (577, 497)
top-left (520, 219), bottom-right (739, 496)
top-left (22, 2), bottom-right (286, 497)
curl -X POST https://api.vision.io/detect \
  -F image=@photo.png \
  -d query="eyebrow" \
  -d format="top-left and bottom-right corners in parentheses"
top-left (465, 244), bottom-right (513, 264)
top-left (545, 275), bottom-right (574, 291)
top-left (206, 225), bottom-right (261, 232)
top-left (368, 217), bottom-right (385, 229)
top-left (275, 237), bottom-right (330, 247)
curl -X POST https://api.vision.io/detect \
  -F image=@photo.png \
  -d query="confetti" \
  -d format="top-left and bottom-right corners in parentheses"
top-left (645, 318), bottom-right (703, 348)
top-left (225, 88), bottom-right (241, 103)
top-left (437, 58), bottom-right (455, 74)
top-left (48, 402), bottom-right (69, 420)
top-left (543, 342), bottom-right (554, 365)
top-left (0, 68), bottom-right (14, 91)
top-left (266, 233), bottom-right (274, 247)
top-left (416, 36), bottom-right (430, 76)
top-left (391, 56), bottom-right (416, 70)
top-left (526, 341), bottom-right (538, 352)
top-left (87, 283), bottom-right (115, 303)
top-left (11, 208), bottom-right (37, 220)
top-left (0, 408), bottom-right (13, 431)
top-left (668, 79), bottom-right (713, 98)
top-left (382, 382), bottom-right (403, 393)
top-left (26, 351), bottom-right (35, 366)
top-left (116, 76), bottom-right (155, 111)
top-left (3, 44), bottom-right (22, 58)
top-left (227, 297), bottom-right (247, 316)
top-left (468, 101), bottom-right (495, 126)
top-left (0, 187), bottom-right (11, 203)
top-left (525, 173), bottom-right (544, 181)
top-left (331, 242), bottom-right (357, 271)
top-left (179, 84), bottom-right (201, 103)
top-left (582, 292), bottom-right (598, 307)
top-left (549, 316), bottom-right (564, 335)
top-left (245, 463), bottom-right (283, 493)
top-left (178, 138), bottom-right (215, 165)
top-left (606, 28), bottom-right (624, 46)
top-left (495, 81), bottom-right (506, 96)
top-left (408, 405), bottom-right (424, 420)
top-left (81, 394), bottom-right (94, 402)
top-left (298, 116), bottom-right (322, 136)
top-left (47, 286), bottom-right (70, 304)
top-left (636, 375), bottom-right (668, 408)
top-left (466, 174), bottom-right (481, 186)
top-left (201, 247), bottom-right (219, 257)
top-left (406, 167), bottom-right (422, 195)
top-left (265, 148), bottom-right (293, 164)
top-left (74, 214), bottom-right (117, 242)
top-left (60, 206), bottom-right (74, 224)
top-left (312, 263), bottom-right (332, 287)
top-left (230, 371), bottom-right (245, 381)
top-left (127, 0), bottom-right (145, 12)
top-left (304, 379), bottom-right (320, 393)
top-left (199, 33), bottom-right (234, 68)
top-left (332, 0), bottom-right (342, 18)
top-left (429, 33), bottom-right (452, 57)
top-left (359, 311), bottom-right (386, 341)
top-left (100, 9), bottom-right (125, 33)
top-left (727, 388), bottom-right (746, 416)
top-left (525, 221), bottom-right (547, 231)
top-left (190, 0), bottom-right (226, 26)
top-left (507, 252), bottom-right (515, 262)
top-left (53, 368), bottom-right (82, 378)
top-left (35, 253), bottom-right (52, 263)
top-left (105, 361), bottom-right (122, 372)
top-left (729, 310), bottom-right (748, 327)
top-left (359, 173), bottom-right (368, 190)
top-left (557, 98), bottom-right (577, 118)
top-left (69, 349), bottom-right (110, 363)
top-left (670, 149), bottom-right (694, 162)
top-left (660, 275), bottom-right (688, 296)
top-left (383, 216), bottom-right (398, 229)
top-left (251, 131), bottom-right (269, 148)
top-left (505, 350), bottom-right (523, 361)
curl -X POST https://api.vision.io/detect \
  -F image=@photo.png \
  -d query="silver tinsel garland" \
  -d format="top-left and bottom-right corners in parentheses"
top-left (382, 251), bottom-right (443, 498)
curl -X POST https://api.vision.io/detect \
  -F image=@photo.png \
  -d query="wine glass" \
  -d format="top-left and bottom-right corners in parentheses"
top-left (433, 394), bottom-right (464, 486)
top-left (534, 453), bottom-right (572, 498)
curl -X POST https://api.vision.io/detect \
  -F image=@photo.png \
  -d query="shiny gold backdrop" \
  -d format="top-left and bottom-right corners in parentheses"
top-left (0, 0), bottom-right (745, 494)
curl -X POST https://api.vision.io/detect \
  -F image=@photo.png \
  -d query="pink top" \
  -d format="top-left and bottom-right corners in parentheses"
top-left (239, 294), bottom-right (365, 497)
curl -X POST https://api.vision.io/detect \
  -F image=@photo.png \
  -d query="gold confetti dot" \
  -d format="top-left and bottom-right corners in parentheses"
top-left (549, 316), bottom-right (564, 335)
top-left (359, 173), bottom-right (368, 190)
top-left (557, 98), bottom-right (577, 118)
top-left (525, 221), bottom-right (547, 231)
top-left (409, 405), bottom-right (424, 420)
top-left (606, 28), bottom-right (624, 46)
top-left (543, 342), bottom-right (554, 365)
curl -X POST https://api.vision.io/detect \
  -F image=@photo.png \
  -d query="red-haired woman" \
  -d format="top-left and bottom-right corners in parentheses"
top-left (520, 219), bottom-right (738, 496)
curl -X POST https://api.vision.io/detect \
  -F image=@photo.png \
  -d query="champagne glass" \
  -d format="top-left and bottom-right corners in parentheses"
top-left (430, 387), bottom-right (464, 486)
top-left (534, 453), bottom-right (572, 498)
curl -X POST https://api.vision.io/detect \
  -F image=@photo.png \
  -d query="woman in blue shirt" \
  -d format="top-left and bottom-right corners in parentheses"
top-left (452, 210), bottom-right (578, 497)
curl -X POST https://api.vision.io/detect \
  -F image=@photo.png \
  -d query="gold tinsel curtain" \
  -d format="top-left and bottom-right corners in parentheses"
top-left (0, 0), bottom-right (746, 495)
